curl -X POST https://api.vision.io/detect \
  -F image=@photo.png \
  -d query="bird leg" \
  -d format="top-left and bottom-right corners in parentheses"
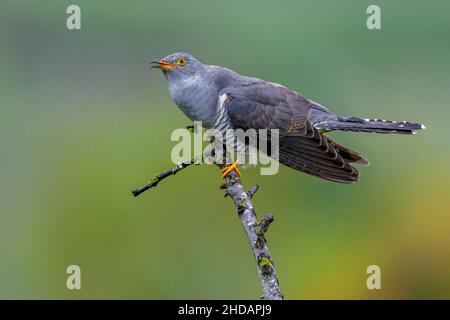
top-left (220, 160), bottom-right (241, 179)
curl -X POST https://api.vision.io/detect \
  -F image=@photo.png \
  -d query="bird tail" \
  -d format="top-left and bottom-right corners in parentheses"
top-left (324, 136), bottom-right (369, 166)
top-left (278, 123), bottom-right (367, 184)
top-left (315, 116), bottom-right (425, 135)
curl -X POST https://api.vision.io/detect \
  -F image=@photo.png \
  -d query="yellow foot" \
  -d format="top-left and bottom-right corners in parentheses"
top-left (220, 160), bottom-right (241, 179)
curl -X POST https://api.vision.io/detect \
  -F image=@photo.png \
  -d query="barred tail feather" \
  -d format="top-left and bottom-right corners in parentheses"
top-left (316, 116), bottom-right (426, 135)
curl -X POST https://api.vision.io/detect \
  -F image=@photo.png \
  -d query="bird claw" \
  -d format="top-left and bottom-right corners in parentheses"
top-left (220, 160), bottom-right (241, 179)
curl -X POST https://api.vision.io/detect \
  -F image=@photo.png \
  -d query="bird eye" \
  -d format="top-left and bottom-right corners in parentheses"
top-left (177, 57), bottom-right (187, 66)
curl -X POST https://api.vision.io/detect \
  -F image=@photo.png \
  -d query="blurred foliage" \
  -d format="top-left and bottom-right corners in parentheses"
top-left (0, 0), bottom-right (449, 299)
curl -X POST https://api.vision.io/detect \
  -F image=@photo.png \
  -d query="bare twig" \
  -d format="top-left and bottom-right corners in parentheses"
top-left (247, 184), bottom-right (260, 199)
top-left (258, 214), bottom-right (275, 235)
top-left (131, 160), bottom-right (194, 197)
top-left (132, 157), bottom-right (283, 300)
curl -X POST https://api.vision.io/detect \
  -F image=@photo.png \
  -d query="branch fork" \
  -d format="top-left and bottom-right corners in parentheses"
top-left (132, 156), bottom-right (283, 300)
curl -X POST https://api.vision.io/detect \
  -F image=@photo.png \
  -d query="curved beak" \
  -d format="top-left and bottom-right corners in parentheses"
top-left (150, 59), bottom-right (176, 70)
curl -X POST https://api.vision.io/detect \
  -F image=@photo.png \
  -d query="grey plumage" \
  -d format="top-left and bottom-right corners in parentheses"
top-left (151, 52), bottom-right (425, 183)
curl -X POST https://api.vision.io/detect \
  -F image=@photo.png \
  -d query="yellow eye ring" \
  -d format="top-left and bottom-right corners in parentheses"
top-left (177, 57), bottom-right (187, 66)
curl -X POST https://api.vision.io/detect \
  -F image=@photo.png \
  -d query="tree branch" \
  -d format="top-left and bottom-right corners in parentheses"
top-left (131, 160), bottom-right (195, 197)
top-left (132, 160), bottom-right (283, 300)
top-left (219, 168), bottom-right (282, 300)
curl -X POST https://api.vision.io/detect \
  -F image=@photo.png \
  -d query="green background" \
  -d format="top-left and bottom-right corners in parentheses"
top-left (0, 0), bottom-right (449, 299)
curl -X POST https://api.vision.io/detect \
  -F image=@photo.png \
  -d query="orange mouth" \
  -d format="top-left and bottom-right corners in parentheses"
top-left (150, 59), bottom-right (176, 70)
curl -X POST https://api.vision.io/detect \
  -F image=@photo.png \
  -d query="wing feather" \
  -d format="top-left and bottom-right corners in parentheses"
top-left (222, 82), bottom-right (360, 183)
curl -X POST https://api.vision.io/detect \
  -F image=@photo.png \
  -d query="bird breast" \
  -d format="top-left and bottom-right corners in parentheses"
top-left (168, 76), bottom-right (220, 128)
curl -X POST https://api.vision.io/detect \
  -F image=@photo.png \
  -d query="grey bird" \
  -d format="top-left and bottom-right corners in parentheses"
top-left (150, 52), bottom-right (425, 183)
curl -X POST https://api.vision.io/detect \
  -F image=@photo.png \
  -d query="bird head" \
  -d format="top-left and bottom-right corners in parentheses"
top-left (150, 52), bottom-right (201, 80)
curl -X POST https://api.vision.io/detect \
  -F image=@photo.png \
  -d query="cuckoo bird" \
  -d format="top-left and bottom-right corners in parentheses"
top-left (150, 52), bottom-right (424, 183)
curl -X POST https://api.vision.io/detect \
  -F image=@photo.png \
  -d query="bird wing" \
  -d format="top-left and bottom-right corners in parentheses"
top-left (221, 82), bottom-right (361, 183)
top-left (223, 82), bottom-right (311, 134)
